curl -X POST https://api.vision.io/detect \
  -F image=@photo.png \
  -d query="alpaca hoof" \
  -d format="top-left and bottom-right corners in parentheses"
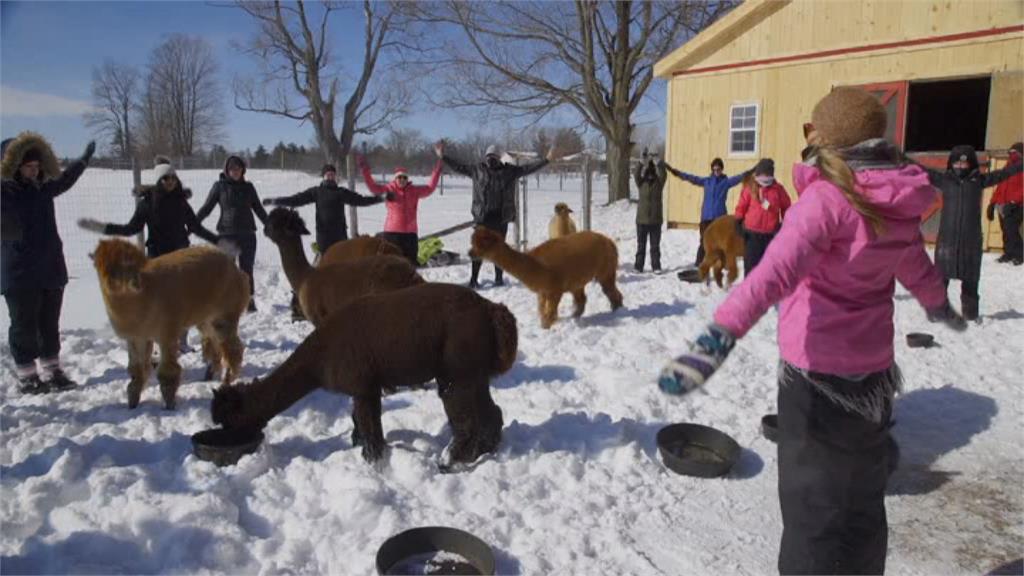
top-left (126, 383), bottom-right (143, 409)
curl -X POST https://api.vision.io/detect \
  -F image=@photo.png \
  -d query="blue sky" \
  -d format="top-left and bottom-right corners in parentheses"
top-left (1, 1), bottom-right (667, 158)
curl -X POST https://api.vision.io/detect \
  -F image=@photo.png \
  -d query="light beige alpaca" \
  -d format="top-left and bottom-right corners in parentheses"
top-left (319, 235), bottom-right (403, 267)
top-left (264, 208), bottom-right (424, 327)
top-left (470, 227), bottom-right (623, 329)
top-left (548, 202), bottom-right (578, 240)
top-left (698, 215), bottom-right (745, 288)
top-left (91, 239), bottom-right (249, 409)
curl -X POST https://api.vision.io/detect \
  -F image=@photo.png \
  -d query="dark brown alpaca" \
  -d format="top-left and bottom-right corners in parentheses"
top-left (211, 282), bottom-right (519, 466)
top-left (264, 207), bottom-right (424, 327)
top-left (469, 226), bottom-right (623, 328)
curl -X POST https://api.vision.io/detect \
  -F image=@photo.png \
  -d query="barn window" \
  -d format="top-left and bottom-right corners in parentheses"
top-left (729, 103), bottom-right (759, 155)
top-left (904, 77), bottom-right (991, 152)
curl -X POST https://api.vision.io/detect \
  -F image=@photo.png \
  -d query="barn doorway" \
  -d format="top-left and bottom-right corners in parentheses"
top-left (904, 76), bottom-right (991, 152)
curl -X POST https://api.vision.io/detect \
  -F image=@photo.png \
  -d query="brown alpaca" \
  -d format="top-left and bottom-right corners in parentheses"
top-left (91, 239), bottom-right (248, 409)
top-left (319, 235), bottom-right (402, 267)
top-left (211, 282), bottom-right (518, 466)
top-left (548, 202), bottom-right (578, 239)
top-left (264, 208), bottom-right (424, 327)
top-left (698, 215), bottom-right (745, 288)
top-left (469, 226), bottom-right (623, 329)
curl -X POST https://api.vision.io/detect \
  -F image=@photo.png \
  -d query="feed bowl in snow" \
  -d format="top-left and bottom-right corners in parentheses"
top-left (657, 423), bottom-right (741, 478)
top-left (906, 332), bottom-right (935, 348)
top-left (677, 268), bottom-right (703, 283)
top-left (761, 414), bottom-right (779, 443)
top-left (376, 527), bottom-right (495, 575)
top-left (191, 428), bottom-right (264, 467)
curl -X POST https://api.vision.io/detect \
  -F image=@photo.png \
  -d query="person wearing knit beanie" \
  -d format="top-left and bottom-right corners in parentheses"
top-left (320, 164), bottom-right (337, 177)
top-left (809, 87), bottom-right (887, 148)
top-left (152, 155), bottom-right (176, 183)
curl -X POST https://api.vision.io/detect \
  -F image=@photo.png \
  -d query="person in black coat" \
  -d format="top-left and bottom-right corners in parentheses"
top-left (262, 163), bottom-right (388, 254)
top-left (196, 155), bottom-right (268, 312)
top-left (917, 145), bottom-right (1023, 321)
top-left (1, 132), bottom-right (95, 394)
top-left (77, 157), bottom-right (219, 257)
top-left (440, 143), bottom-right (554, 288)
top-left (262, 163), bottom-right (389, 321)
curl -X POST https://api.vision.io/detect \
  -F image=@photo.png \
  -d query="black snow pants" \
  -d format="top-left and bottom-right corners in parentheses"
top-left (221, 232), bottom-right (257, 297)
top-left (4, 287), bottom-right (64, 367)
top-left (743, 229), bottom-right (776, 277)
top-left (635, 223), bottom-right (662, 271)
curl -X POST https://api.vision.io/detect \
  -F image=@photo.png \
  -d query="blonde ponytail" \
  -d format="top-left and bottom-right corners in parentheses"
top-left (817, 147), bottom-right (886, 237)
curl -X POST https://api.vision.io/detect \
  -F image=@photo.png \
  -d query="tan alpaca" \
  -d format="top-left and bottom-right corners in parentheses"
top-left (698, 215), bottom-right (745, 288)
top-left (319, 235), bottom-right (403, 267)
top-left (91, 239), bottom-right (248, 409)
top-left (470, 226), bottom-right (623, 329)
top-left (548, 202), bottom-right (578, 240)
top-left (264, 208), bottom-right (424, 327)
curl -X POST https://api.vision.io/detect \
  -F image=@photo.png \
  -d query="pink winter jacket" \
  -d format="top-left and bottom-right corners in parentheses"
top-left (360, 160), bottom-right (442, 234)
top-left (714, 163), bottom-right (947, 374)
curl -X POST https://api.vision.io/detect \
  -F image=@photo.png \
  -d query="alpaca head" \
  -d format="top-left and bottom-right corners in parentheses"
top-left (211, 381), bottom-right (262, 430)
top-left (554, 202), bottom-right (573, 217)
top-left (92, 238), bottom-right (147, 294)
top-left (264, 207), bottom-right (310, 244)
top-left (469, 226), bottom-right (507, 259)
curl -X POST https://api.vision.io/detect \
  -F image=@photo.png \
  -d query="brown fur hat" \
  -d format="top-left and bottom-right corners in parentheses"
top-left (1, 131), bottom-right (61, 180)
top-left (811, 87), bottom-right (887, 148)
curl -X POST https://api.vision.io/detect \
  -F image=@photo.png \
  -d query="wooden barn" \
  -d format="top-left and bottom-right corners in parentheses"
top-left (654, 0), bottom-right (1023, 249)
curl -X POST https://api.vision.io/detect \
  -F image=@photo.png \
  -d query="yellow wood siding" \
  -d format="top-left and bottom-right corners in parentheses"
top-left (664, 36), bottom-right (1024, 240)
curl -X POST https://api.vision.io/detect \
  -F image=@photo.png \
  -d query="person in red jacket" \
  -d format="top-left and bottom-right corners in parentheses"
top-left (734, 158), bottom-right (791, 276)
top-left (357, 150), bottom-right (443, 266)
top-left (987, 142), bottom-right (1023, 265)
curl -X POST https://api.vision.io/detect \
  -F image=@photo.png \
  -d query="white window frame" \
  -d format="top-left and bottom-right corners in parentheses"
top-left (728, 101), bottom-right (760, 159)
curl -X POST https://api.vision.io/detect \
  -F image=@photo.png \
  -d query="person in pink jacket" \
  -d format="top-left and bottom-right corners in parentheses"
top-left (658, 88), bottom-right (968, 575)
top-left (734, 158), bottom-right (791, 276)
top-left (357, 151), bottom-right (443, 266)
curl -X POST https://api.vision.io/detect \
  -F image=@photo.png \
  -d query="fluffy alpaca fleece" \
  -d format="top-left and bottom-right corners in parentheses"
top-left (470, 226), bottom-right (623, 329)
top-left (548, 202), bottom-right (578, 240)
top-left (319, 235), bottom-right (402, 267)
top-left (212, 282), bottom-right (519, 465)
top-left (698, 215), bottom-right (745, 288)
top-left (264, 208), bottom-right (424, 326)
top-left (91, 239), bottom-right (249, 409)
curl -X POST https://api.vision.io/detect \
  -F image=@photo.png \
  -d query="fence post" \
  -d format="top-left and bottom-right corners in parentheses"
top-left (512, 179), bottom-right (521, 249)
top-left (582, 155), bottom-right (592, 231)
top-left (131, 156), bottom-right (145, 248)
top-left (520, 176), bottom-right (529, 250)
top-left (346, 153), bottom-right (359, 237)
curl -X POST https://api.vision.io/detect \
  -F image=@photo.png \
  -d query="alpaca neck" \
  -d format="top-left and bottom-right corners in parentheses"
top-left (235, 339), bottom-right (324, 429)
top-left (275, 236), bottom-right (312, 292)
top-left (485, 243), bottom-right (552, 290)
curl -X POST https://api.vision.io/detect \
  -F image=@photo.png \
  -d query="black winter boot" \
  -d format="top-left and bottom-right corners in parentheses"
top-left (494, 267), bottom-right (505, 287)
top-left (18, 374), bottom-right (50, 395)
top-left (469, 260), bottom-right (482, 289)
top-left (634, 254), bottom-right (645, 272)
top-left (46, 369), bottom-right (77, 392)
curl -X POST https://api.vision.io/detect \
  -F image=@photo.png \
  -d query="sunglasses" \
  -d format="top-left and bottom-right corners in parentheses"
top-left (396, 175), bottom-right (409, 180)
top-left (160, 175), bottom-right (177, 182)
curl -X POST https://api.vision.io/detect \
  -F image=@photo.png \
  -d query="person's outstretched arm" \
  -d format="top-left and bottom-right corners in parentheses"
top-left (412, 159), bottom-right (444, 199)
top-left (184, 204), bottom-right (220, 245)
top-left (339, 187), bottom-right (386, 206)
top-left (357, 156), bottom-right (389, 195)
top-left (264, 187), bottom-right (316, 208)
top-left (661, 161), bottom-right (706, 186)
top-left (195, 183), bottom-right (221, 222)
top-left (45, 140), bottom-right (95, 198)
top-left (250, 186), bottom-right (269, 225)
top-left (725, 168), bottom-right (754, 188)
top-left (982, 160), bottom-right (1024, 188)
top-left (82, 196), bottom-right (147, 236)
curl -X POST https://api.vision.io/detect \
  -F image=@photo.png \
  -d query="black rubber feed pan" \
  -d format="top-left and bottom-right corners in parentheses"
top-left (906, 332), bottom-right (935, 348)
top-left (677, 268), bottom-right (703, 283)
top-left (191, 428), bottom-right (264, 467)
top-left (376, 527), bottom-right (495, 575)
top-left (657, 423), bottom-right (741, 478)
top-left (761, 414), bottom-right (779, 443)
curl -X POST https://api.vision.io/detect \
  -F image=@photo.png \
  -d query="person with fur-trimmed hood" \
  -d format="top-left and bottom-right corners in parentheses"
top-left (196, 155), bottom-right (268, 312)
top-left (77, 157), bottom-right (219, 257)
top-left (440, 141), bottom-right (555, 288)
top-left (915, 144), bottom-right (1023, 321)
top-left (1, 132), bottom-right (95, 394)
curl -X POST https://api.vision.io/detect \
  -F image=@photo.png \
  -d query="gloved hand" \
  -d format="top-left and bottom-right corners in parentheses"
top-left (658, 324), bottom-right (736, 396)
top-left (986, 203), bottom-right (996, 222)
top-left (77, 217), bottom-right (105, 233)
top-left (384, 192), bottom-right (397, 202)
top-left (80, 141), bottom-right (96, 165)
top-left (262, 198), bottom-right (278, 206)
top-left (926, 300), bottom-right (968, 332)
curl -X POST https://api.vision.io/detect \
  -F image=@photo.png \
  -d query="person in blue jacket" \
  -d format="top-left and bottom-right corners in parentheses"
top-left (661, 157), bottom-right (753, 275)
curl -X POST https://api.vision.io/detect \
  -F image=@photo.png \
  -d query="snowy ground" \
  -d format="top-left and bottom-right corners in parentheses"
top-left (1, 171), bottom-right (1021, 575)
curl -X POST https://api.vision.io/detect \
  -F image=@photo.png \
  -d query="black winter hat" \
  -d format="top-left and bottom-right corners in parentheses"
top-left (754, 158), bottom-right (775, 176)
top-left (321, 163), bottom-right (337, 176)
top-left (1011, 142), bottom-right (1023, 155)
top-left (947, 145), bottom-right (979, 172)
top-left (20, 148), bottom-right (43, 166)
top-left (710, 157), bottom-right (724, 171)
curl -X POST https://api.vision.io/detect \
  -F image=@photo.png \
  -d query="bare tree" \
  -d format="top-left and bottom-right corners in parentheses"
top-left (407, 1), bottom-right (735, 201)
top-left (83, 61), bottom-right (140, 159)
top-left (140, 34), bottom-right (223, 157)
top-left (229, 0), bottom-right (410, 169)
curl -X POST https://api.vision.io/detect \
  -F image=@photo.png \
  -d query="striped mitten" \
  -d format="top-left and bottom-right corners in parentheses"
top-left (658, 324), bottom-right (736, 396)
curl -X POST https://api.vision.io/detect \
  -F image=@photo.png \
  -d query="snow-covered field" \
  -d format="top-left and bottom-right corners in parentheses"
top-left (1, 171), bottom-right (1021, 575)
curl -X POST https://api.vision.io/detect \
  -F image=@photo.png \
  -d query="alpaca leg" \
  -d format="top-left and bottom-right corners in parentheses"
top-left (571, 289), bottom-right (587, 318)
top-left (439, 381), bottom-right (479, 463)
top-left (726, 257), bottom-right (740, 288)
top-left (126, 338), bottom-right (153, 409)
top-left (156, 338), bottom-right (183, 410)
top-left (353, 394), bottom-right (385, 462)
top-left (213, 318), bottom-right (244, 385)
top-left (599, 276), bottom-right (624, 311)
top-left (714, 264), bottom-right (724, 288)
top-left (540, 294), bottom-right (560, 329)
top-left (474, 383), bottom-right (504, 457)
top-left (198, 324), bottom-right (223, 382)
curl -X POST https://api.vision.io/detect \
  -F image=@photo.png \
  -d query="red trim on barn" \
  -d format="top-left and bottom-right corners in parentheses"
top-left (673, 25), bottom-right (1024, 76)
